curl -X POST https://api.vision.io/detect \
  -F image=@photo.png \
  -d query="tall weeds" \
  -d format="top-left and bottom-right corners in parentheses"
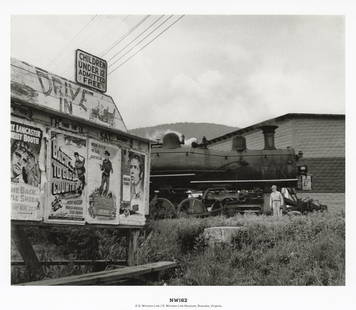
top-left (11, 212), bottom-right (345, 285)
top-left (138, 212), bottom-right (345, 285)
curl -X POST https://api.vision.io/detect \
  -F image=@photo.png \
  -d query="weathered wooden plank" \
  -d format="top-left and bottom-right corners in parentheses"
top-left (20, 261), bottom-right (177, 286)
top-left (11, 259), bottom-right (127, 266)
top-left (11, 225), bottom-right (45, 281)
top-left (127, 229), bottom-right (140, 266)
top-left (11, 58), bottom-right (127, 132)
top-left (11, 219), bottom-right (145, 231)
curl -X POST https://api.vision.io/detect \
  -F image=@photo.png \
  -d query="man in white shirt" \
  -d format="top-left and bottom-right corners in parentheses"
top-left (270, 185), bottom-right (284, 217)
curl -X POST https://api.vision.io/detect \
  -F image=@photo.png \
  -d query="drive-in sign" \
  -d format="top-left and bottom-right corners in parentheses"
top-left (75, 49), bottom-right (107, 93)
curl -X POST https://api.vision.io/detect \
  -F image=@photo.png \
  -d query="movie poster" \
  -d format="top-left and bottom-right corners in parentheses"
top-left (11, 121), bottom-right (43, 221)
top-left (120, 149), bottom-right (147, 226)
top-left (45, 131), bottom-right (87, 224)
top-left (86, 139), bottom-right (121, 224)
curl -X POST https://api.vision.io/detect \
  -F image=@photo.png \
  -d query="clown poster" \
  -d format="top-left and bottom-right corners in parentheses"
top-left (86, 139), bottom-right (121, 225)
top-left (11, 120), bottom-right (43, 221)
top-left (45, 131), bottom-right (87, 224)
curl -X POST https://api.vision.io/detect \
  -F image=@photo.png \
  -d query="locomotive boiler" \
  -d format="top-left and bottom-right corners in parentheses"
top-left (149, 125), bottom-right (301, 218)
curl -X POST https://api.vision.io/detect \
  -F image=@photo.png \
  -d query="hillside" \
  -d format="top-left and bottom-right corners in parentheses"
top-left (129, 122), bottom-right (238, 142)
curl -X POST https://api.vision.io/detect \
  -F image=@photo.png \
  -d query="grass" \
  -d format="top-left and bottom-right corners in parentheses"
top-left (137, 211), bottom-right (345, 285)
top-left (11, 210), bottom-right (345, 285)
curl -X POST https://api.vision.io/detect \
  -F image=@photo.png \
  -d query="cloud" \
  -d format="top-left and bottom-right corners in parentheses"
top-left (11, 15), bottom-right (344, 130)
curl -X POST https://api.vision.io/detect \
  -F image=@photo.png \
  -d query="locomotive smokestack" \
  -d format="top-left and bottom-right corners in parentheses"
top-left (259, 125), bottom-right (278, 150)
top-left (232, 135), bottom-right (246, 152)
top-left (162, 132), bottom-right (181, 149)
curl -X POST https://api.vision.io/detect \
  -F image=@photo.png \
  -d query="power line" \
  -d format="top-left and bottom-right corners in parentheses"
top-left (68, 15), bottom-right (108, 52)
top-left (51, 15), bottom-right (103, 75)
top-left (100, 15), bottom-right (151, 57)
top-left (108, 15), bottom-right (174, 69)
top-left (107, 15), bottom-right (165, 63)
top-left (47, 15), bottom-right (98, 69)
top-left (59, 15), bottom-right (130, 78)
top-left (109, 15), bottom-right (185, 75)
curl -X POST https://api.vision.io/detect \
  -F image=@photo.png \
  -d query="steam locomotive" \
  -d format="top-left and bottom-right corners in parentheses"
top-left (149, 125), bottom-right (302, 218)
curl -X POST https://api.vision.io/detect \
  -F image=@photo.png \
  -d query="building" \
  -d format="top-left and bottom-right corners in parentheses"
top-left (207, 113), bottom-right (345, 212)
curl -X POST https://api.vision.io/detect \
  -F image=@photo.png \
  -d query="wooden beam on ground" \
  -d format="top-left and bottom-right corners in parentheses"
top-left (19, 261), bottom-right (177, 286)
top-left (11, 224), bottom-right (44, 281)
top-left (11, 259), bottom-right (127, 266)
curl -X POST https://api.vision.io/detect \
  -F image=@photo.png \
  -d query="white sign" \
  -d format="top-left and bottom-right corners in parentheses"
top-left (301, 175), bottom-right (312, 191)
top-left (75, 49), bottom-right (107, 93)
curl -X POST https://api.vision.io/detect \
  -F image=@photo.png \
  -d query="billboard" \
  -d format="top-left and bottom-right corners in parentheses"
top-left (75, 49), bottom-right (107, 93)
top-left (11, 58), bottom-right (126, 131)
top-left (120, 150), bottom-right (147, 225)
top-left (11, 60), bottom-right (150, 227)
top-left (11, 121), bottom-right (43, 221)
top-left (86, 139), bottom-right (121, 224)
top-left (45, 131), bottom-right (87, 224)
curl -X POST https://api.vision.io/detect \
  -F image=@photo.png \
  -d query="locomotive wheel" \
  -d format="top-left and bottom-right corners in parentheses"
top-left (287, 210), bottom-right (302, 216)
top-left (210, 200), bottom-right (224, 216)
top-left (222, 198), bottom-right (234, 204)
top-left (177, 199), bottom-right (190, 218)
top-left (149, 198), bottom-right (177, 220)
top-left (177, 198), bottom-right (205, 217)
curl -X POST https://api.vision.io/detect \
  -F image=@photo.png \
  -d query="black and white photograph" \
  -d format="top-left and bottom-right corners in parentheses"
top-left (2, 1), bottom-right (355, 309)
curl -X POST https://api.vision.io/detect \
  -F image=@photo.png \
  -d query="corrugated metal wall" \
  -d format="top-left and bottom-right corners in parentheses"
top-left (208, 116), bottom-right (345, 208)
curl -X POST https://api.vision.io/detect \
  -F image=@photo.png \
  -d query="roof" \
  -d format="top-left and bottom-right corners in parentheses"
top-left (11, 99), bottom-right (152, 145)
top-left (207, 113), bottom-right (345, 145)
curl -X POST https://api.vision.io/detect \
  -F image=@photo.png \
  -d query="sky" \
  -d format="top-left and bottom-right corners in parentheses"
top-left (11, 15), bottom-right (344, 130)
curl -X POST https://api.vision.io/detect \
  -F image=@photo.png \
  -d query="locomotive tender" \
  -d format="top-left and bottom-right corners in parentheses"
top-left (149, 125), bottom-right (301, 218)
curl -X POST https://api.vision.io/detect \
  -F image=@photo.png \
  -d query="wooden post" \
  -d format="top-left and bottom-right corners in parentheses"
top-left (127, 229), bottom-right (140, 266)
top-left (11, 224), bottom-right (45, 281)
top-left (263, 193), bottom-right (272, 215)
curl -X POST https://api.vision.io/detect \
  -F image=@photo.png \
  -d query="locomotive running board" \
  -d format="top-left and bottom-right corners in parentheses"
top-left (151, 173), bottom-right (196, 177)
top-left (190, 178), bottom-right (298, 183)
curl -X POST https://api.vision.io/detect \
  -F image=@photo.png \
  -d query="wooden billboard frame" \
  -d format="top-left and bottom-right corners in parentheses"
top-left (10, 101), bottom-right (149, 281)
top-left (11, 220), bottom-right (143, 281)
top-left (10, 58), bottom-right (152, 282)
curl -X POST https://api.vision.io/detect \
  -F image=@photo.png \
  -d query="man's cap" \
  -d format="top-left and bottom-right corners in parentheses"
top-left (104, 150), bottom-right (110, 156)
top-left (74, 152), bottom-right (79, 156)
